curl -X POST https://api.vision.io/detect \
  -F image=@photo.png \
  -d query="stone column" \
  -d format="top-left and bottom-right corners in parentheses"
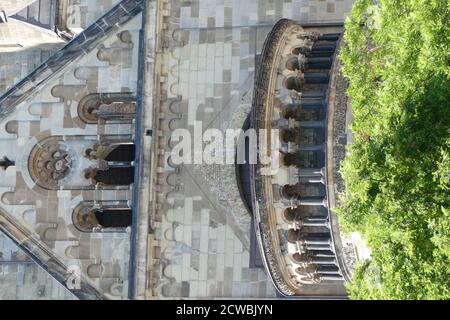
top-left (297, 54), bottom-right (307, 71)
top-left (298, 144), bottom-right (324, 152)
top-left (306, 243), bottom-right (333, 251)
top-left (297, 197), bottom-right (326, 206)
top-left (302, 233), bottom-right (331, 245)
top-left (297, 217), bottom-right (329, 227)
top-left (298, 176), bottom-right (324, 184)
top-left (297, 167), bottom-right (324, 177)
top-left (309, 250), bottom-right (335, 257)
top-left (320, 274), bottom-right (343, 281)
top-left (299, 98), bottom-right (326, 109)
top-left (317, 265), bottom-right (340, 274)
top-left (299, 120), bottom-right (325, 128)
top-left (304, 238), bottom-right (331, 246)
top-left (310, 256), bottom-right (337, 265)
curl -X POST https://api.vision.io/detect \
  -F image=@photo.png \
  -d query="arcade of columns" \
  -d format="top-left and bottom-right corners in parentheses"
top-left (251, 20), bottom-right (345, 296)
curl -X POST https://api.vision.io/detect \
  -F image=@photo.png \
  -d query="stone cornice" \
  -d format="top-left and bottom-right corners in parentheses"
top-left (250, 19), bottom-right (303, 296)
top-left (325, 39), bottom-right (354, 282)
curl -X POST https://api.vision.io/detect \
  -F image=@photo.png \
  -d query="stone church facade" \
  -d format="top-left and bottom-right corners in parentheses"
top-left (0, 0), bottom-right (363, 300)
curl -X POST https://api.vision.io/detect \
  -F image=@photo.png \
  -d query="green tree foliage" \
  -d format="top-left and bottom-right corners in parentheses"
top-left (339, 0), bottom-right (450, 299)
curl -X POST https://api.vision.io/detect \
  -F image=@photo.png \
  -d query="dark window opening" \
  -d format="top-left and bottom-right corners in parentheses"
top-left (104, 144), bottom-right (135, 162)
top-left (304, 72), bottom-right (329, 84)
top-left (306, 57), bottom-right (332, 70)
top-left (301, 97), bottom-right (327, 110)
top-left (94, 166), bottom-right (134, 185)
top-left (94, 209), bottom-right (132, 228)
top-left (283, 151), bottom-right (324, 168)
top-left (318, 33), bottom-right (340, 41)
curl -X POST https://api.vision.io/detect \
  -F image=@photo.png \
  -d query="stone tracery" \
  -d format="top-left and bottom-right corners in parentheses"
top-left (28, 137), bottom-right (74, 189)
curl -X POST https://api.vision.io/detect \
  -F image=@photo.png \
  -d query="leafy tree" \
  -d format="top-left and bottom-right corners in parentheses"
top-left (338, 0), bottom-right (450, 299)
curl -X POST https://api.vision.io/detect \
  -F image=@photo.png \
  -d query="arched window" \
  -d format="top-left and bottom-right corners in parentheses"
top-left (73, 202), bottom-right (132, 232)
top-left (78, 93), bottom-right (136, 124)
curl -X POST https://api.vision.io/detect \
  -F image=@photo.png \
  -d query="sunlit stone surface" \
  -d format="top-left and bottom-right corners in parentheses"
top-left (0, 0), bottom-right (357, 300)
